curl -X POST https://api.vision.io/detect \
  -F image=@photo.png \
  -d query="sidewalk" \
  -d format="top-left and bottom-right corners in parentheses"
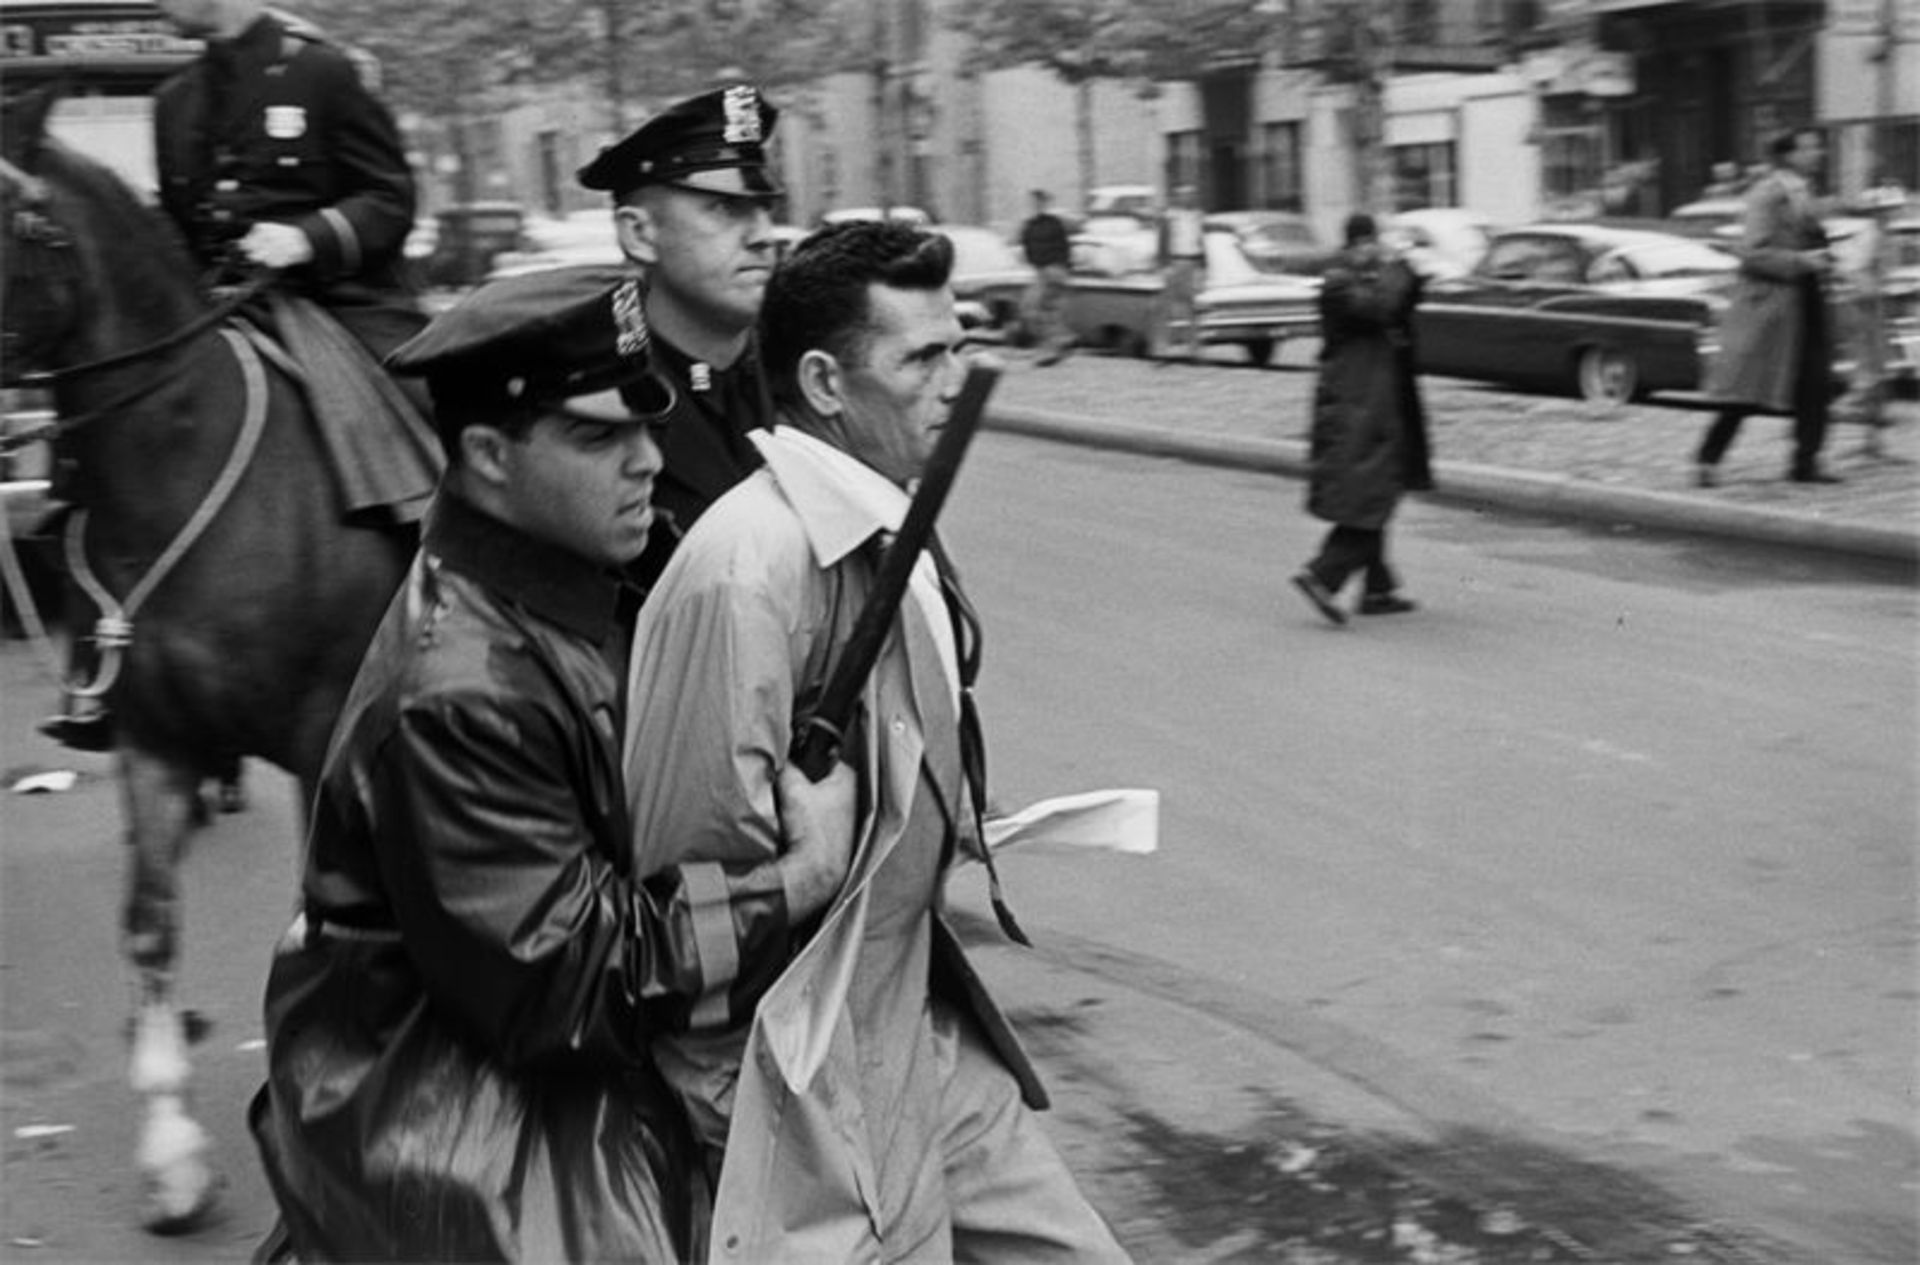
top-left (984, 347), bottom-right (1920, 568)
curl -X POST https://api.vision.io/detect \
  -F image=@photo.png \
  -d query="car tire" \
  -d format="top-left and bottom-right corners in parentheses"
top-left (1242, 337), bottom-right (1275, 367)
top-left (1576, 346), bottom-right (1640, 404)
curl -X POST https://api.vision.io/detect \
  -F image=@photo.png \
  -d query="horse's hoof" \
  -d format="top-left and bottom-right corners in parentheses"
top-left (138, 1099), bottom-right (222, 1234)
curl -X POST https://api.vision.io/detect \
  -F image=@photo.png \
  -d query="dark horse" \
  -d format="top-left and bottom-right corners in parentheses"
top-left (1, 91), bottom-right (418, 1229)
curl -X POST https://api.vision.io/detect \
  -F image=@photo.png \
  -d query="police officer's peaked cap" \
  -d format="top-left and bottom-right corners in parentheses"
top-left (578, 84), bottom-right (781, 199)
top-left (387, 264), bottom-right (671, 436)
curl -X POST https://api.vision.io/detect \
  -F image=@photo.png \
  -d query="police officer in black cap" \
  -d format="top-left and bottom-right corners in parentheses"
top-left (152, 0), bottom-right (423, 361)
top-left (249, 262), bottom-right (856, 1264)
top-left (578, 84), bottom-right (784, 592)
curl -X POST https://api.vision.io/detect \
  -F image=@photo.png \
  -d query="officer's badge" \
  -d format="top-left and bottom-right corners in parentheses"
top-left (263, 106), bottom-right (308, 140)
top-left (611, 279), bottom-right (647, 357)
top-left (721, 86), bottom-right (762, 145)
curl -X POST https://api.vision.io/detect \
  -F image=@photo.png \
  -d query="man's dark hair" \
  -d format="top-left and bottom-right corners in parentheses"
top-left (760, 220), bottom-right (954, 405)
top-left (1343, 212), bottom-right (1378, 247)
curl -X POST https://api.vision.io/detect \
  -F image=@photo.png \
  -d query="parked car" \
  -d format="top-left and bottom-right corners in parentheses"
top-left (973, 227), bottom-right (1320, 364)
top-left (1204, 210), bottom-right (1338, 277)
top-left (1413, 224), bottom-right (1739, 403)
top-left (936, 225), bottom-right (1034, 333)
top-left (1667, 196), bottom-right (1875, 273)
top-left (484, 209), bottom-right (619, 280)
top-left (1871, 211), bottom-right (1920, 395)
top-left (1085, 184), bottom-right (1158, 223)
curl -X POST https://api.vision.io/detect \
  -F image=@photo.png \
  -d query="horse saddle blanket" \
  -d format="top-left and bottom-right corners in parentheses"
top-left (249, 293), bottom-right (443, 526)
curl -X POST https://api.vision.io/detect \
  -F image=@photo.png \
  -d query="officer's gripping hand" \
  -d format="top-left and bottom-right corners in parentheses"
top-left (774, 759), bottom-right (858, 920)
top-left (238, 221), bottom-right (315, 270)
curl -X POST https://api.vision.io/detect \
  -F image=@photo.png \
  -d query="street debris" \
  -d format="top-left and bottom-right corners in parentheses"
top-left (8, 769), bottom-right (77, 795)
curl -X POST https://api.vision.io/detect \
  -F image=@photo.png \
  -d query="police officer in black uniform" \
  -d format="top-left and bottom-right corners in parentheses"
top-left (40, 0), bottom-right (425, 755)
top-left (152, 0), bottom-right (424, 362)
top-left (578, 84), bottom-right (782, 593)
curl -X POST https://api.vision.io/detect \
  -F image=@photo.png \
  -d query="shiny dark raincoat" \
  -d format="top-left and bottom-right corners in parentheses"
top-left (251, 492), bottom-right (796, 1262)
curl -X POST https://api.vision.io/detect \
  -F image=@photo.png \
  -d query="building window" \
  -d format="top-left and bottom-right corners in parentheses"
top-left (1259, 121), bottom-right (1303, 210)
top-left (1878, 118), bottom-right (1920, 193)
top-left (1165, 129), bottom-right (1203, 198)
top-left (1388, 141), bottom-right (1455, 209)
top-left (1398, 0), bottom-right (1439, 46)
top-left (1538, 95), bottom-right (1604, 214)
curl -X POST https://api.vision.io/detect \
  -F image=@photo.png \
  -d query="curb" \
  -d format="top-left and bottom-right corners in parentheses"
top-left (989, 405), bottom-right (1920, 568)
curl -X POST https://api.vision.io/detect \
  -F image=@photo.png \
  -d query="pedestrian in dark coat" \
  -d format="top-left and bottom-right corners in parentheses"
top-left (1696, 127), bottom-right (1842, 485)
top-left (247, 268), bottom-right (856, 1263)
top-left (1291, 213), bottom-right (1433, 626)
top-left (1020, 188), bottom-right (1075, 365)
top-left (152, 0), bottom-right (424, 360)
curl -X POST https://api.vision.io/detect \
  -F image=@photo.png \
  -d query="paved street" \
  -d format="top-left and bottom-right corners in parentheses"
top-left (939, 426), bottom-right (1916, 1262)
top-left (2, 359), bottom-right (1915, 1263)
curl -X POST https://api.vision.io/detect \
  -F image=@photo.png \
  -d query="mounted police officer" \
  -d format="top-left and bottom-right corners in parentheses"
top-left (151, 0), bottom-right (425, 362)
top-left (40, 0), bottom-right (438, 753)
top-left (578, 84), bottom-right (782, 593)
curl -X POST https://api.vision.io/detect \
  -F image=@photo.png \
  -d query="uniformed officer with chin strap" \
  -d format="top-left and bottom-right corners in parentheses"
top-left (578, 84), bottom-right (783, 594)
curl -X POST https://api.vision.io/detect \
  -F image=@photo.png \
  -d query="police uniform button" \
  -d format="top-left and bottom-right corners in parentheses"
top-left (216, 179), bottom-right (239, 192)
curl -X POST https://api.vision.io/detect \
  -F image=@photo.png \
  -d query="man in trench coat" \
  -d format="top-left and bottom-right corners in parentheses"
top-left (624, 221), bottom-right (1129, 1262)
top-left (1696, 127), bottom-right (1843, 485)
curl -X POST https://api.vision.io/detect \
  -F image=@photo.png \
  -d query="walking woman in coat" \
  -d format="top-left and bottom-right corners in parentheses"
top-left (1695, 127), bottom-right (1842, 485)
top-left (1291, 213), bottom-right (1434, 626)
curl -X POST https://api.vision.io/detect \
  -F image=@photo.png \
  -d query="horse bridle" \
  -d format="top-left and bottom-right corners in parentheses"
top-left (0, 153), bottom-right (271, 452)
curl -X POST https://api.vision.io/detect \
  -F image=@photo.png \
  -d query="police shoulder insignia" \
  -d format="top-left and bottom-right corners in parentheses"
top-left (722, 86), bottom-right (762, 145)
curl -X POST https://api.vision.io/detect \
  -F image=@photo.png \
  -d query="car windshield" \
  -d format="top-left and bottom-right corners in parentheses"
top-left (1607, 240), bottom-right (1737, 279)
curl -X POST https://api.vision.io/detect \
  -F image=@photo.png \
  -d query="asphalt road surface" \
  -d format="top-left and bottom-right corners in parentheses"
top-left (939, 430), bottom-right (1917, 1263)
top-left (1, 429), bottom-right (1913, 1262)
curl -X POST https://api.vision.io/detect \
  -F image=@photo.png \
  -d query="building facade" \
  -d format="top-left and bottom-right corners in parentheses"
top-left (448, 1), bottom-right (1918, 238)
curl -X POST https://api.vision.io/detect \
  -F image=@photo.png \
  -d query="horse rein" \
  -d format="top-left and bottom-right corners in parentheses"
top-left (62, 329), bottom-right (271, 702)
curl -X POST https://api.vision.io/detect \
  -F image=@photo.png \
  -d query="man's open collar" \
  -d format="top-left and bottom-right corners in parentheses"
top-left (425, 492), bottom-right (625, 644)
top-left (751, 425), bottom-right (910, 568)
